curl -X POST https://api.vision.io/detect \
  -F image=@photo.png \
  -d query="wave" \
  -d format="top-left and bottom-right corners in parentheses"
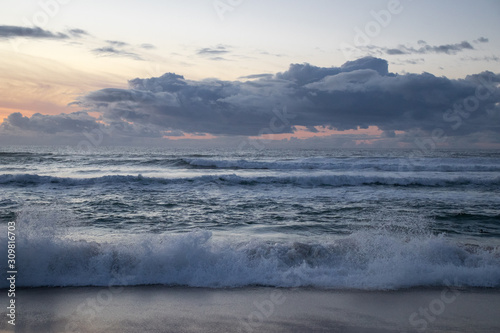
top-left (9, 155), bottom-right (496, 173)
top-left (0, 167), bottom-right (30, 172)
top-left (76, 156), bottom-right (500, 172)
top-left (0, 152), bottom-right (41, 157)
top-left (183, 157), bottom-right (500, 172)
top-left (1, 173), bottom-right (499, 188)
top-left (1, 208), bottom-right (499, 289)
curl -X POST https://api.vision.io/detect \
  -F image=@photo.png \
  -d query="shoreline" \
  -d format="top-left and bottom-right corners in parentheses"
top-left (2, 286), bottom-right (500, 332)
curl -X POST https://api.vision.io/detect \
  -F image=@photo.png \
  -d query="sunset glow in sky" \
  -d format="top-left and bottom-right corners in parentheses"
top-left (0, 0), bottom-right (499, 147)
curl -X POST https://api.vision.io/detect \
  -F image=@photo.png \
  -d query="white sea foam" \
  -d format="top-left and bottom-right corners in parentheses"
top-left (1, 207), bottom-right (499, 289)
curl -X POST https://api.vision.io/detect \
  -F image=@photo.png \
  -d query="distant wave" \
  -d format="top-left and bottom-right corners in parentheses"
top-left (0, 167), bottom-right (29, 172)
top-left (182, 157), bottom-right (500, 172)
top-left (1, 173), bottom-right (499, 188)
top-left (48, 156), bottom-right (500, 172)
top-left (1, 209), bottom-right (499, 289)
top-left (0, 152), bottom-right (40, 157)
top-left (4, 152), bottom-right (500, 172)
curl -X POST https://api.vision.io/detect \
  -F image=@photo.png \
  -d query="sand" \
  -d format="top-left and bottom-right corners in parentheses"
top-left (1, 286), bottom-right (500, 333)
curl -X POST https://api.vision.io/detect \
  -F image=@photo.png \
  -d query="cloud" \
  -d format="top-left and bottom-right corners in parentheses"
top-left (474, 37), bottom-right (489, 43)
top-left (0, 111), bottom-right (164, 141)
top-left (259, 51), bottom-right (283, 57)
top-left (391, 58), bottom-right (425, 65)
top-left (0, 25), bottom-right (68, 40)
top-left (350, 39), bottom-right (480, 58)
top-left (239, 74), bottom-right (274, 80)
top-left (68, 29), bottom-right (88, 37)
top-left (74, 57), bottom-right (499, 138)
top-left (340, 57), bottom-right (389, 75)
top-left (380, 40), bottom-right (475, 55)
top-left (209, 56), bottom-right (229, 61)
top-left (461, 56), bottom-right (500, 63)
top-left (197, 46), bottom-right (230, 56)
top-left (140, 43), bottom-right (156, 50)
top-left (91, 46), bottom-right (143, 60)
top-left (0, 25), bottom-right (149, 61)
top-left (386, 48), bottom-right (406, 55)
top-left (0, 112), bottom-right (99, 133)
top-left (3, 57), bottom-right (499, 147)
top-left (106, 40), bottom-right (128, 47)
top-left (90, 40), bottom-right (148, 60)
top-left (382, 130), bottom-right (396, 138)
top-left (422, 41), bottom-right (474, 54)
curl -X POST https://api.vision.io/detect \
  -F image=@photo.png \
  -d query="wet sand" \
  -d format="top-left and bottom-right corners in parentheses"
top-left (1, 286), bottom-right (500, 332)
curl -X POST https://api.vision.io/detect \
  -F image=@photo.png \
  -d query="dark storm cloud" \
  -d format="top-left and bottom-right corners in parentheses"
top-left (0, 25), bottom-right (68, 39)
top-left (0, 111), bottom-right (164, 139)
top-left (91, 46), bottom-right (143, 60)
top-left (3, 57), bottom-right (499, 143)
top-left (0, 112), bottom-right (99, 133)
top-left (73, 57), bottom-right (499, 137)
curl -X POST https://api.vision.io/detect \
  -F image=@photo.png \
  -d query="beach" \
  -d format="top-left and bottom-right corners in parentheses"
top-left (2, 286), bottom-right (499, 333)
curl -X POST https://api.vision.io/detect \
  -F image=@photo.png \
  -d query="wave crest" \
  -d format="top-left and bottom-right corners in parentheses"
top-left (1, 173), bottom-right (499, 187)
top-left (1, 208), bottom-right (499, 289)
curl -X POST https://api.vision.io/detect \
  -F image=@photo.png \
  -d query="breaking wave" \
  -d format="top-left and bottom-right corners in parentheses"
top-left (1, 208), bottom-right (499, 289)
top-left (1, 173), bottom-right (499, 188)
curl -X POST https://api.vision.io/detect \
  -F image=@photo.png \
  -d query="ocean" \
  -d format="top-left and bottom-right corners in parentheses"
top-left (1, 146), bottom-right (499, 289)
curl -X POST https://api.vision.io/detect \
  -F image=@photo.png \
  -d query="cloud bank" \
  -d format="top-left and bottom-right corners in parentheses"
top-left (2, 57), bottom-right (499, 147)
top-left (79, 57), bottom-right (499, 136)
top-left (0, 112), bottom-right (99, 133)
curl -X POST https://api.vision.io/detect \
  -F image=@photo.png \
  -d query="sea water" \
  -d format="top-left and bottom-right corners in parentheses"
top-left (0, 146), bottom-right (499, 289)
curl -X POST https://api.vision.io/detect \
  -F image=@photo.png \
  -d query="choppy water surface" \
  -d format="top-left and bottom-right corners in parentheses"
top-left (1, 146), bottom-right (499, 288)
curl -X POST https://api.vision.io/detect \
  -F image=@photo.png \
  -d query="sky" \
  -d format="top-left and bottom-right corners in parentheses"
top-left (0, 0), bottom-right (499, 148)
